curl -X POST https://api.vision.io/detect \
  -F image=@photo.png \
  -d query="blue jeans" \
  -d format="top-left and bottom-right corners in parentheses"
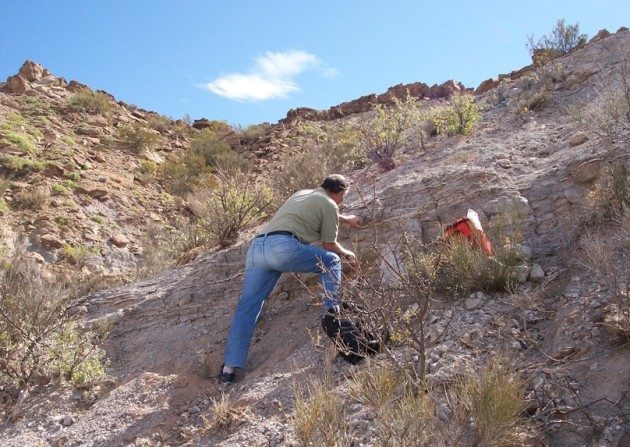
top-left (223, 234), bottom-right (342, 369)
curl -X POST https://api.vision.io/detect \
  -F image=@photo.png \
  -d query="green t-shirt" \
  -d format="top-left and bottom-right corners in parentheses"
top-left (263, 187), bottom-right (339, 244)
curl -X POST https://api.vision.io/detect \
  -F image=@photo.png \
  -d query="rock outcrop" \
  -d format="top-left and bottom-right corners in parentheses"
top-left (281, 79), bottom-right (468, 124)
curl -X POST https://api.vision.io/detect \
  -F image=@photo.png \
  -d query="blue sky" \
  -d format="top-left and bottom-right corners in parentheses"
top-left (1, 1), bottom-right (628, 127)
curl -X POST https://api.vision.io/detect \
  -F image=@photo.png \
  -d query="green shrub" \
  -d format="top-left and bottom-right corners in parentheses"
top-left (429, 93), bottom-right (480, 136)
top-left (160, 151), bottom-right (209, 196)
top-left (0, 246), bottom-right (107, 388)
top-left (65, 172), bottom-right (81, 182)
top-left (146, 114), bottom-right (172, 133)
top-left (0, 198), bottom-right (7, 214)
top-left (51, 183), bottom-right (71, 196)
top-left (117, 123), bottom-right (164, 153)
top-left (187, 169), bottom-right (273, 247)
top-left (2, 132), bottom-right (37, 153)
top-left (434, 238), bottom-right (518, 296)
top-left (55, 215), bottom-right (70, 227)
top-left (353, 93), bottom-right (422, 171)
top-left (0, 155), bottom-right (46, 177)
top-left (48, 320), bottom-right (108, 386)
top-left (527, 19), bottom-right (587, 66)
top-left (62, 244), bottom-right (94, 267)
top-left (240, 123), bottom-right (271, 142)
top-left (1, 112), bottom-right (42, 154)
top-left (68, 90), bottom-right (115, 115)
top-left (190, 128), bottom-right (238, 169)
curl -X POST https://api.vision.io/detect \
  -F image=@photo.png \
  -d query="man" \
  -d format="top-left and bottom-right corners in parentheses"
top-left (219, 174), bottom-right (362, 383)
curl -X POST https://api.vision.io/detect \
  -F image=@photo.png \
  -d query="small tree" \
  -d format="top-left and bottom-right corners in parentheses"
top-left (429, 93), bottom-right (480, 136)
top-left (354, 93), bottom-right (422, 171)
top-left (527, 19), bottom-right (588, 65)
top-left (187, 169), bottom-right (273, 247)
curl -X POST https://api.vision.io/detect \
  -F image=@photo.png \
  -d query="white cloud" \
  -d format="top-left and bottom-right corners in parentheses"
top-left (201, 50), bottom-right (337, 101)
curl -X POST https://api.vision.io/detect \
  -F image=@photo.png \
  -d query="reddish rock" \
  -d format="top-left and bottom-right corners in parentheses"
top-left (40, 233), bottom-right (65, 249)
top-left (590, 29), bottom-right (611, 42)
top-left (475, 77), bottom-right (501, 95)
top-left (67, 80), bottom-right (90, 92)
top-left (4, 74), bottom-right (31, 93)
top-left (280, 79), bottom-right (467, 124)
top-left (18, 60), bottom-right (44, 82)
top-left (111, 233), bottom-right (130, 248)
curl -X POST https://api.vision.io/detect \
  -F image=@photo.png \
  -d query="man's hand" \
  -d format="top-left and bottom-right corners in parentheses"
top-left (344, 250), bottom-right (359, 269)
top-left (340, 214), bottom-right (363, 229)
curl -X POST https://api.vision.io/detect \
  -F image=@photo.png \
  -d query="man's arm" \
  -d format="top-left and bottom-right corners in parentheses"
top-left (322, 241), bottom-right (357, 267)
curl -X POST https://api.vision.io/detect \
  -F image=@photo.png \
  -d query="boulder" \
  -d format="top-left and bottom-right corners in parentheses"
top-left (529, 264), bottom-right (545, 283)
top-left (111, 233), bottom-right (130, 248)
top-left (18, 60), bottom-right (44, 82)
top-left (4, 74), bottom-right (31, 93)
top-left (475, 77), bottom-right (501, 95)
top-left (40, 233), bottom-right (65, 249)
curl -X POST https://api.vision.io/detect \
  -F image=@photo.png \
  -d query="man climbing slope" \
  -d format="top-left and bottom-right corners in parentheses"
top-left (219, 174), bottom-right (362, 383)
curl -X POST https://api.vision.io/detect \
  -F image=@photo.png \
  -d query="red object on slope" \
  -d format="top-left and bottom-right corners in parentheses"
top-left (443, 218), bottom-right (493, 257)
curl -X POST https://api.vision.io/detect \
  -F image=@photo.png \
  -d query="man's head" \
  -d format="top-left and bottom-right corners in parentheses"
top-left (321, 174), bottom-right (349, 205)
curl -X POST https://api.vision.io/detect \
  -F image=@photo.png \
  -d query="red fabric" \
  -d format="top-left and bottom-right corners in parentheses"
top-left (443, 218), bottom-right (493, 257)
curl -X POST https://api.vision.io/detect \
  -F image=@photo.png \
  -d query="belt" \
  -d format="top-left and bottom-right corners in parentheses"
top-left (255, 230), bottom-right (298, 239)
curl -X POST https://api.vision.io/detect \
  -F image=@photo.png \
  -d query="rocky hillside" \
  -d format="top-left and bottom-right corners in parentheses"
top-left (0, 61), bottom-right (199, 277)
top-left (2, 27), bottom-right (629, 447)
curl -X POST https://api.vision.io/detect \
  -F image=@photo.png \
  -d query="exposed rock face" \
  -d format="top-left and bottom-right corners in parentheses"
top-left (76, 27), bottom-right (630, 382)
top-left (18, 60), bottom-right (45, 82)
top-left (4, 74), bottom-right (31, 93)
top-left (281, 79), bottom-right (468, 124)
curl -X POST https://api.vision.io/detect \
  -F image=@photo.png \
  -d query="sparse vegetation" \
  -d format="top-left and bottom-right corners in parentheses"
top-left (275, 121), bottom-right (364, 201)
top-left (191, 128), bottom-right (243, 171)
top-left (62, 244), bottom-right (95, 267)
top-left (0, 245), bottom-right (107, 389)
top-left (450, 359), bottom-right (526, 447)
top-left (117, 122), bottom-right (165, 153)
top-left (429, 92), bottom-right (480, 136)
top-left (579, 226), bottom-right (630, 339)
top-left (570, 59), bottom-right (630, 146)
top-left (160, 128), bottom-right (245, 196)
top-left (205, 393), bottom-right (245, 431)
top-left (188, 169), bottom-right (273, 247)
top-left (527, 19), bottom-right (588, 66)
top-left (585, 162), bottom-right (629, 223)
top-left (1, 112), bottom-right (43, 154)
top-left (68, 90), bottom-right (115, 115)
top-left (294, 374), bottom-right (349, 447)
top-left (51, 182), bottom-right (71, 196)
top-left (13, 187), bottom-right (49, 210)
top-left (0, 154), bottom-right (46, 177)
top-left (353, 93), bottom-right (422, 171)
top-left (239, 123), bottom-right (271, 142)
top-left (146, 114), bottom-right (173, 133)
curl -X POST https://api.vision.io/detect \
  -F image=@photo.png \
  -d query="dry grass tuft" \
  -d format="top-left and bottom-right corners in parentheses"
top-left (205, 393), bottom-right (246, 431)
top-left (450, 359), bottom-right (526, 447)
top-left (293, 374), bottom-right (349, 447)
